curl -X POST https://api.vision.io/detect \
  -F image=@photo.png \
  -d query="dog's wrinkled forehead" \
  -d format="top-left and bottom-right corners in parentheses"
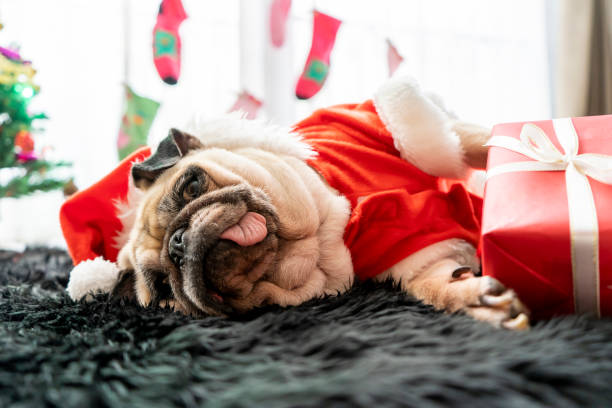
top-left (132, 129), bottom-right (203, 189)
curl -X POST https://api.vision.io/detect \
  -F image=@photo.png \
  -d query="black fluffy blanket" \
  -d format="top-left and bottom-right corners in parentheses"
top-left (2, 248), bottom-right (612, 407)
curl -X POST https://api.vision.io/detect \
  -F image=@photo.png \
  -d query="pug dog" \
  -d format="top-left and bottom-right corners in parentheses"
top-left (110, 76), bottom-right (529, 330)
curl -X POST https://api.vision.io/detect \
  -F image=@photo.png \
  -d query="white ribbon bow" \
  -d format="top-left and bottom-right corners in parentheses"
top-left (486, 118), bottom-right (612, 316)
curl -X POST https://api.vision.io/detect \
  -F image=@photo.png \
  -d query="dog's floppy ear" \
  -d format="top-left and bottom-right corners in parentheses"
top-left (171, 128), bottom-right (204, 156)
top-left (132, 129), bottom-right (203, 189)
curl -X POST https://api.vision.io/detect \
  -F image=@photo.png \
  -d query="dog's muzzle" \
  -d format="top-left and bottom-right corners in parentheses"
top-left (162, 185), bottom-right (280, 316)
top-left (169, 212), bottom-right (268, 268)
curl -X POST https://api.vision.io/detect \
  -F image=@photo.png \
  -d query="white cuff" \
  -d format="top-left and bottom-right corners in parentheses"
top-left (373, 75), bottom-right (468, 179)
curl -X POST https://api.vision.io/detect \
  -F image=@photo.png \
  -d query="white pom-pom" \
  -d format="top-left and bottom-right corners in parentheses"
top-left (66, 257), bottom-right (119, 301)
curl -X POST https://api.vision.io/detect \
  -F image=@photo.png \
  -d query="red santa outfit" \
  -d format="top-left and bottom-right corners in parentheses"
top-left (294, 98), bottom-right (482, 281)
top-left (59, 75), bottom-right (482, 299)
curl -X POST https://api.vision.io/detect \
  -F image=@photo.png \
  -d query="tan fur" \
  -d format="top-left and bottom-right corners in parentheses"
top-left (452, 120), bottom-right (492, 169)
top-left (213, 147), bottom-right (321, 239)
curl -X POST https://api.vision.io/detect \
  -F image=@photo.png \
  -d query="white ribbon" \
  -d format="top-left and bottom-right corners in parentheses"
top-left (486, 118), bottom-right (612, 316)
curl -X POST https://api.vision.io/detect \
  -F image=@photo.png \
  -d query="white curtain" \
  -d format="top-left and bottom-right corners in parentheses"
top-left (0, 0), bottom-right (551, 249)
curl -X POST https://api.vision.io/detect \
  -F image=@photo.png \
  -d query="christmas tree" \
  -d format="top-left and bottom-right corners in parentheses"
top-left (0, 46), bottom-right (70, 198)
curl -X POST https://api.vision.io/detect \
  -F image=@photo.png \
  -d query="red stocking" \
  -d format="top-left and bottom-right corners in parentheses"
top-left (269, 0), bottom-right (292, 48)
top-left (152, 0), bottom-right (187, 85)
top-left (295, 11), bottom-right (341, 100)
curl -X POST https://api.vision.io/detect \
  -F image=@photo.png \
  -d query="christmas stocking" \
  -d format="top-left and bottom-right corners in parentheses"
top-left (295, 10), bottom-right (341, 100)
top-left (269, 0), bottom-right (292, 48)
top-left (117, 85), bottom-right (160, 160)
top-left (153, 0), bottom-right (187, 85)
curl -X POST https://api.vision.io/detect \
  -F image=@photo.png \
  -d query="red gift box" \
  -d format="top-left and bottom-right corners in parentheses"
top-left (482, 115), bottom-right (612, 319)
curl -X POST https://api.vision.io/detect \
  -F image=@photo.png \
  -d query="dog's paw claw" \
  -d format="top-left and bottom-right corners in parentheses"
top-left (463, 276), bottom-right (530, 329)
top-left (482, 276), bottom-right (506, 296)
top-left (502, 313), bottom-right (530, 331)
top-left (451, 266), bottom-right (473, 280)
top-left (480, 290), bottom-right (515, 307)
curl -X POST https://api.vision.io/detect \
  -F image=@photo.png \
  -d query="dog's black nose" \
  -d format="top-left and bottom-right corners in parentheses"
top-left (169, 227), bottom-right (186, 266)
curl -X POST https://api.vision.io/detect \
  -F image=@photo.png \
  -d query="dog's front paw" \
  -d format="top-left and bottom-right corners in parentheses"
top-left (462, 275), bottom-right (530, 330)
top-left (392, 259), bottom-right (530, 330)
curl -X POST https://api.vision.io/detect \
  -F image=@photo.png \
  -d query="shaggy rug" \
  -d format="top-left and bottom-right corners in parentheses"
top-left (1, 248), bottom-right (612, 408)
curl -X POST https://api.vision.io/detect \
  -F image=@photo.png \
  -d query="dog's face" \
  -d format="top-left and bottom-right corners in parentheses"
top-left (114, 128), bottom-right (353, 316)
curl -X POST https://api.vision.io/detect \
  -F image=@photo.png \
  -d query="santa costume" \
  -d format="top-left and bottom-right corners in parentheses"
top-left (60, 75), bottom-right (482, 299)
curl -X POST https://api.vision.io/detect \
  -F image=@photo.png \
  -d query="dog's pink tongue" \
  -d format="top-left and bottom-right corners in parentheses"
top-left (220, 212), bottom-right (267, 246)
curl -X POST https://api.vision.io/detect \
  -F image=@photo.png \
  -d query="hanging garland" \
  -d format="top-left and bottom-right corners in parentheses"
top-left (121, 2), bottom-right (406, 130)
top-left (268, 6), bottom-right (405, 100)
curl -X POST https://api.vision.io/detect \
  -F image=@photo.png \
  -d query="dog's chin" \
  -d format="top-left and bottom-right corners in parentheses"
top-left (165, 226), bottom-right (279, 317)
top-left (158, 184), bottom-right (281, 316)
top-left (190, 236), bottom-right (278, 315)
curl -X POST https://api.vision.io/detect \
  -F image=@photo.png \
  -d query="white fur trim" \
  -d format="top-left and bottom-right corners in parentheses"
top-left (66, 257), bottom-right (119, 301)
top-left (113, 172), bottom-right (144, 250)
top-left (183, 112), bottom-right (316, 161)
top-left (373, 75), bottom-right (468, 179)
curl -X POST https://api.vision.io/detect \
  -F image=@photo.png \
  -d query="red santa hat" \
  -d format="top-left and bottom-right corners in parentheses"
top-left (59, 147), bottom-right (151, 300)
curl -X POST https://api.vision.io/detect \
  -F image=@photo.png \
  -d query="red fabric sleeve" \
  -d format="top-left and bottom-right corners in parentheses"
top-left (295, 100), bottom-right (482, 281)
top-left (345, 183), bottom-right (482, 281)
